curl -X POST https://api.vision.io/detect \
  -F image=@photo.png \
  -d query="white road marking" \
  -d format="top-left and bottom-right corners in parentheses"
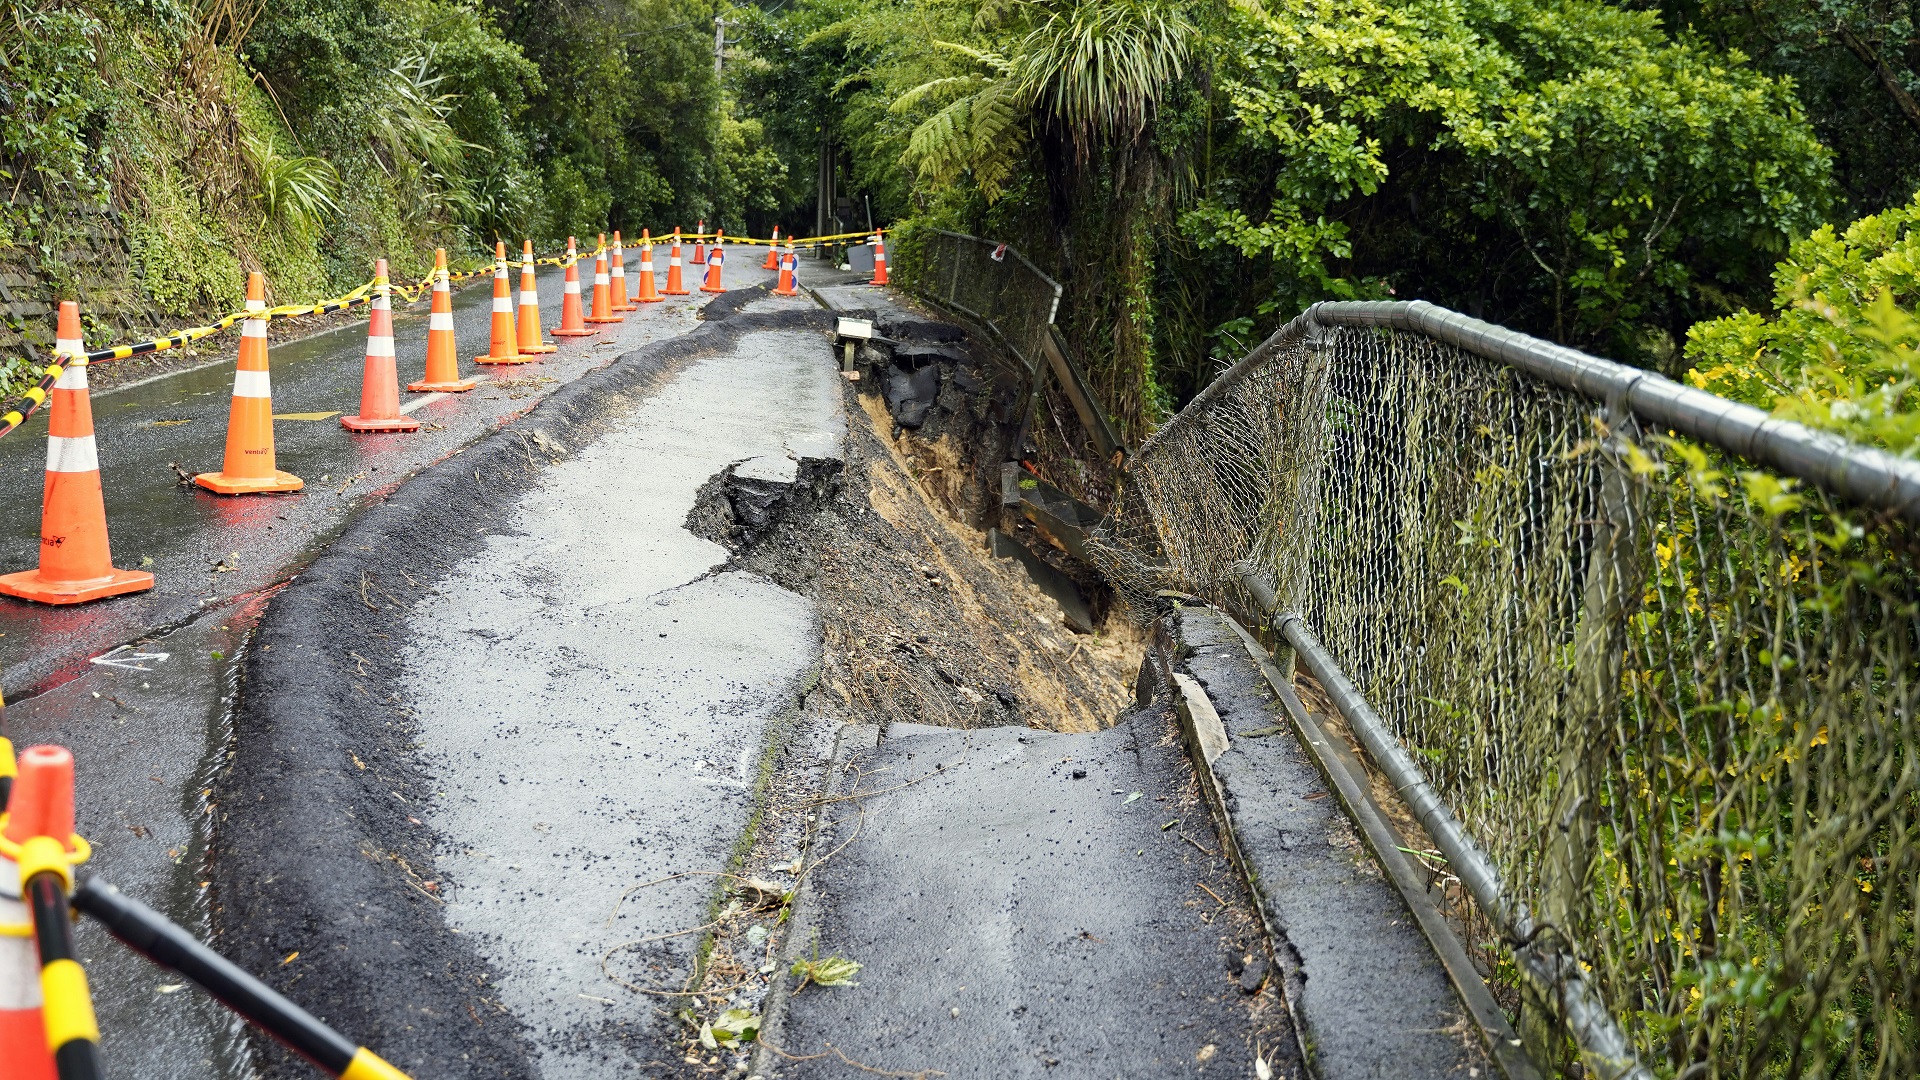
top-left (91, 645), bottom-right (171, 671)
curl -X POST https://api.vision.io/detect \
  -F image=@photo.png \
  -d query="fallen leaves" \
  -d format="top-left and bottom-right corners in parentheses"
top-left (790, 954), bottom-right (861, 993)
top-left (698, 1007), bottom-right (760, 1049)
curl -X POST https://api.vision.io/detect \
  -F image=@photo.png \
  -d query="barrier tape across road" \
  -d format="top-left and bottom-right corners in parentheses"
top-left (0, 228), bottom-right (883, 441)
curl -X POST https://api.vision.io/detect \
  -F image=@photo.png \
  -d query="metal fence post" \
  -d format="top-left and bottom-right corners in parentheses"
top-left (1525, 407), bottom-right (1647, 1068)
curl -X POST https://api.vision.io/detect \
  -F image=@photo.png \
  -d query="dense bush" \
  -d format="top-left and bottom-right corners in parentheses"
top-left (1686, 192), bottom-right (1920, 454)
top-left (0, 0), bottom-right (780, 325)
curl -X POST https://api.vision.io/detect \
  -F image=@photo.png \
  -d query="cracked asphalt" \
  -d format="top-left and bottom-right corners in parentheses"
top-left (0, 247), bottom-right (777, 1078)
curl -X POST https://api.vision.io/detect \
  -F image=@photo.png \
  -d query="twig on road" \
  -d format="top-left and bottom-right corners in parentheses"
top-left (762, 1038), bottom-right (947, 1079)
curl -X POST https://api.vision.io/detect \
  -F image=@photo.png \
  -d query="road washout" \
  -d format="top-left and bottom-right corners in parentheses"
top-left (211, 268), bottom-right (1307, 1080)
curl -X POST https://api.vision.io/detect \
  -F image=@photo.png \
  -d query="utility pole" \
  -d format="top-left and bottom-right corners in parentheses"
top-left (713, 15), bottom-right (727, 79)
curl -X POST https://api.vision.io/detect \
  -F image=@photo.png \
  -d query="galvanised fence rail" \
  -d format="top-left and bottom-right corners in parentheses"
top-left (1090, 300), bottom-right (1920, 1078)
top-left (917, 229), bottom-right (1062, 381)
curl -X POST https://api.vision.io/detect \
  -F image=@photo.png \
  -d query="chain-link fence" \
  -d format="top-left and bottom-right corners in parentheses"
top-left (914, 229), bottom-right (1061, 381)
top-left (1091, 300), bottom-right (1920, 1078)
top-left (905, 229), bottom-right (1125, 507)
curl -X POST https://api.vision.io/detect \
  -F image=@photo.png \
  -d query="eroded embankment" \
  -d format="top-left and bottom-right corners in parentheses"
top-left (688, 324), bottom-right (1141, 735)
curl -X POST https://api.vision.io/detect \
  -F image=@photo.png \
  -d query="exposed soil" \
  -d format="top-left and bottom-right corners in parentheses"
top-left (689, 374), bottom-right (1140, 734)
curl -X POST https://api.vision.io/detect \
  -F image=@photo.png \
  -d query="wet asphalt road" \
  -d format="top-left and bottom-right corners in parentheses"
top-left (769, 722), bottom-right (1290, 1080)
top-left (401, 312), bottom-right (843, 1076)
top-left (0, 248), bottom-right (777, 1078)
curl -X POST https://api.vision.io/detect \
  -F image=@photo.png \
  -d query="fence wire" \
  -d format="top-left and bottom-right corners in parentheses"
top-left (1092, 315), bottom-right (1920, 1078)
top-left (917, 230), bottom-right (1059, 379)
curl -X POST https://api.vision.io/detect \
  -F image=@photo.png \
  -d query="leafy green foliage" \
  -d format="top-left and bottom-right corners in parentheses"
top-left (1661, 0), bottom-right (1920, 219)
top-left (697, 1007), bottom-right (761, 1048)
top-left (1686, 192), bottom-right (1920, 453)
top-left (1189, 0), bottom-right (1831, 361)
top-left (0, 1), bottom-right (114, 207)
top-left (245, 134), bottom-right (340, 232)
top-left (789, 953), bottom-right (862, 991)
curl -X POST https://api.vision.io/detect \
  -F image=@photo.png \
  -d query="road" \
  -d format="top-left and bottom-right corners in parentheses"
top-left (1, 248), bottom-right (1484, 1080)
top-left (0, 247), bottom-right (777, 1078)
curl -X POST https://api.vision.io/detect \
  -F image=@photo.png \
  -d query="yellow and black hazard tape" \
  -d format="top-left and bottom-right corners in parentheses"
top-left (719, 228), bottom-right (878, 248)
top-left (0, 228), bottom-right (874, 441)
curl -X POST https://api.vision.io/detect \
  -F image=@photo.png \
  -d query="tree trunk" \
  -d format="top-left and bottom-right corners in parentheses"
top-left (1835, 24), bottom-right (1920, 137)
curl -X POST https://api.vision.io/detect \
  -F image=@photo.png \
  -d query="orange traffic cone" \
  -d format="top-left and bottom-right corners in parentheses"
top-left (610, 231), bottom-right (634, 312)
top-left (773, 243), bottom-right (800, 297)
top-left (342, 261), bottom-right (421, 432)
top-left (872, 231), bottom-right (889, 285)
top-left (474, 243), bottom-right (527, 365)
top-left (664, 229), bottom-right (689, 295)
top-left (516, 240), bottom-right (557, 355)
top-left (197, 273), bottom-right (305, 492)
top-left (551, 238), bottom-right (596, 337)
top-left (762, 225), bottom-right (781, 269)
top-left (0, 303), bottom-right (154, 604)
top-left (692, 220), bottom-right (707, 265)
top-left (634, 231), bottom-right (663, 303)
top-left (409, 250), bottom-right (478, 391)
top-left (585, 239), bottom-right (623, 324)
top-left (700, 237), bottom-right (726, 294)
top-left (2, 744), bottom-right (90, 1079)
top-left (0, 739), bottom-right (56, 1080)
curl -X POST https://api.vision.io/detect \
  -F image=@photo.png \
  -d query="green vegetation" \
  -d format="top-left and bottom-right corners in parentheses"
top-left (3, 0), bottom-right (1920, 439)
top-left (0, 0), bottom-right (774, 326)
top-left (1687, 192), bottom-right (1920, 453)
top-left (729, 0), bottom-right (1840, 438)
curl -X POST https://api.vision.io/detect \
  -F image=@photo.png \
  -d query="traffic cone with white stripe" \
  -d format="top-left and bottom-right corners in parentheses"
top-left (700, 236), bottom-right (726, 293)
top-left (610, 231), bottom-right (634, 312)
top-left (196, 273), bottom-right (305, 491)
top-left (474, 242), bottom-right (528, 365)
top-left (0, 302), bottom-right (153, 604)
top-left (664, 229), bottom-right (689, 295)
top-left (634, 231), bottom-right (663, 303)
top-left (585, 236), bottom-right (623, 324)
top-left (341, 261), bottom-right (421, 432)
top-left (692, 220), bottom-right (707, 265)
top-left (550, 237), bottom-right (596, 337)
top-left (516, 240), bottom-right (557, 355)
top-left (773, 243), bottom-right (799, 297)
top-left (409, 249), bottom-right (479, 391)
top-left (872, 231), bottom-right (889, 286)
top-left (762, 225), bottom-right (781, 269)
top-left (0, 738), bottom-right (56, 1080)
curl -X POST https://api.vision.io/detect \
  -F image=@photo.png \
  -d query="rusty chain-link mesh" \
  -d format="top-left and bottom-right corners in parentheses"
top-left (917, 230), bottom-right (1060, 379)
top-left (1091, 321), bottom-right (1920, 1077)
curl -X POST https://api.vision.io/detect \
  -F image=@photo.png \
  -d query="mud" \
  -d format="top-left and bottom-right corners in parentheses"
top-left (686, 372), bottom-right (1138, 735)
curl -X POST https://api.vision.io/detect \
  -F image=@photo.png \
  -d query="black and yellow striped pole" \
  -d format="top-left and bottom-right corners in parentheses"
top-left (5, 745), bottom-right (99, 1080)
top-left (72, 879), bottom-right (410, 1080)
top-left (22, 852), bottom-right (97, 1080)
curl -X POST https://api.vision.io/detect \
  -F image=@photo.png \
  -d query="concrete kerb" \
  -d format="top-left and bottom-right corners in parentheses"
top-left (746, 720), bottom-right (880, 1079)
top-left (214, 292), bottom-right (833, 1077)
top-left (1158, 603), bottom-right (1528, 1080)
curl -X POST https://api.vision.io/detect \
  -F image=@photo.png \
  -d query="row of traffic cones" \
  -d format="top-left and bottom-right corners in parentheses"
top-left (0, 229), bottom-right (767, 606)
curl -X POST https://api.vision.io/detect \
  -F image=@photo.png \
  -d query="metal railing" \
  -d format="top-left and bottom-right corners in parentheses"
top-left (913, 230), bottom-right (1124, 461)
top-left (1092, 299), bottom-right (1920, 1078)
